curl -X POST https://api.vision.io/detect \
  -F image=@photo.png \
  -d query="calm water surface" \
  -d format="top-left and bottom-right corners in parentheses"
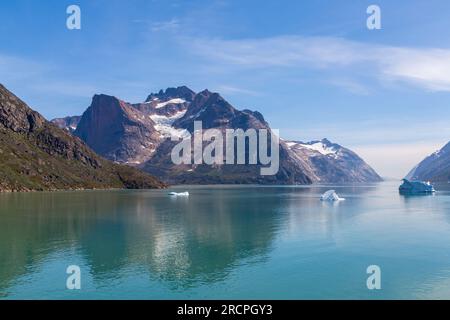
top-left (1, 182), bottom-right (450, 299)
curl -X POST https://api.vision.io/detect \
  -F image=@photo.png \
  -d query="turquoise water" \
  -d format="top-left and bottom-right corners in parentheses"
top-left (1, 181), bottom-right (450, 300)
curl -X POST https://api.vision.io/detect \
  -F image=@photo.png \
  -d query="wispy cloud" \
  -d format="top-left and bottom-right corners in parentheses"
top-left (188, 36), bottom-right (362, 67)
top-left (213, 85), bottom-right (260, 96)
top-left (0, 54), bottom-right (98, 99)
top-left (187, 36), bottom-right (450, 93)
top-left (326, 78), bottom-right (371, 95)
top-left (380, 47), bottom-right (450, 91)
top-left (0, 54), bottom-right (45, 81)
top-left (151, 18), bottom-right (180, 32)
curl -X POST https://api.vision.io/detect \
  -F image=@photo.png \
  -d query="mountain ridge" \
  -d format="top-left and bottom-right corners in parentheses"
top-left (0, 84), bottom-right (166, 192)
top-left (52, 86), bottom-right (382, 185)
top-left (406, 141), bottom-right (450, 182)
top-left (285, 138), bottom-right (382, 183)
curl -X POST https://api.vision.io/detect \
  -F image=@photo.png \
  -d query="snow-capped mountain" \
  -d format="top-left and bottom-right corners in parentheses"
top-left (286, 139), bottom-right (340, 158)
top-left (406, 141), bottom-right (450, 182)
top-left (52, 86), bottom-right (382, 184)
top-left (142, 89), bottom-right (314, 184)
top-left (286, 139), bottom-right (382, 183)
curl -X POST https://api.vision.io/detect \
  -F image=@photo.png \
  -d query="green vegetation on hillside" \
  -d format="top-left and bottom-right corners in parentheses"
top-left (0, 84), bottom-right (165, 192)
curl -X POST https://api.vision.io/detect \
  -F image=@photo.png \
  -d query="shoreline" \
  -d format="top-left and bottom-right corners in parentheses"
top-left (0, 181), bottom-right (394, 194)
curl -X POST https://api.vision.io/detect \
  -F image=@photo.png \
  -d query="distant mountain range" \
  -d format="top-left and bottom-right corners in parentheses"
top-left (52, 86), bottom-right (382, 185)
top-left (0, 84), bottom-right (165, 192)
top-left (50, 115), bottom-right (80, 133)
top-left (406, 142), bottom-right (450, 182)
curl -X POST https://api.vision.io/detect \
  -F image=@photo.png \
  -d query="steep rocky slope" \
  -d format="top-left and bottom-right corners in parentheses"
top-left (286, 139), bottom-right (382, 183)
top-left (142, 89), bottom-right (314, 184)
top-left (406, 142), bottom-right (450, 182)
top-left (0, 84), bottom-right (165, 192)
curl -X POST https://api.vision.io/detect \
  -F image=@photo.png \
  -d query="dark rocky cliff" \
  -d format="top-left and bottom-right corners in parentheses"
top-left (0, 84), bottom-right (165, 192)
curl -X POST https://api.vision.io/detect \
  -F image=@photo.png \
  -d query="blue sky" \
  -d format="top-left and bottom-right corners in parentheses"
top-left (1, 0), bottom-right (450, 178)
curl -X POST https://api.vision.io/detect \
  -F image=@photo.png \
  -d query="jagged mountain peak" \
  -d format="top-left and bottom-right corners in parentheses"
top-left (74, 93), bottom-right (160, 164)
top-left (174, 89), bottom-right (243, 131)
top-left (188, 88), bottom-right (214, 105)
top-left (189, 91), bottom-right (265, 128)
top-left (51, 84), bottom-right (382, 185)
top-left (319, 138), bottom-right (333, 145)
top-left (145, 86), bottom-right (196, 103)
top-left (202, 91), bottom-right (234, 111)
top-left (198, 88), bottom-right (213, 96)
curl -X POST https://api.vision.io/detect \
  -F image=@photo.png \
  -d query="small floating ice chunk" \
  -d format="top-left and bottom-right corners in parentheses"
top-left (169, 191), bottom-right (189, 197)
top-left (320, 190), bottom-right (345, 202)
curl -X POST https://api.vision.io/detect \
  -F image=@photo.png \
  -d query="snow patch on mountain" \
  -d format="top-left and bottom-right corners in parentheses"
top-left (150, 110), bottom-right (189, 139)
top-left (299, 141), bottom-right (337, 156)
top-left (286, 140), bottom-right (338, 157)
top-left (155, 98), bottom-right (186, 109)
top-left (188, 107), bottom-right (208, 120)
top-left (285, 142), bottom-right (298, 148)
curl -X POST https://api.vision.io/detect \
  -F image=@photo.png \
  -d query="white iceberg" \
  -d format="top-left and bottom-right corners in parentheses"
top-left (320, 190), bottom-right (345, 202)
top-left (169, 191), bottom-right (189, 197)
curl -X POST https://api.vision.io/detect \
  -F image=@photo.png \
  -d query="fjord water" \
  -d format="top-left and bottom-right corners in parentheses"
top-left (2, 182), bottom-right (450, 299)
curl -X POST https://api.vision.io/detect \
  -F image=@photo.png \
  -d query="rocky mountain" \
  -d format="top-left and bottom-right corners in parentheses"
top-left (145, 86), bottom-right (196, 104)
top-left (57, 86), bottom-right (382, 185)
top-left (406, 142), bottom-right (450, 182)
top-left (0, 84), bottom-right (165, 192)
top-left (73, 94), bottom-right (163, 165)
top-left (51, 115), bottom-right (81, 133)
top-left (142, 89), bottom-right (315, 184)
top-left (69, 87), bottom-right (198, 165)
top-left (285, 139), bottom-right (382, 183)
